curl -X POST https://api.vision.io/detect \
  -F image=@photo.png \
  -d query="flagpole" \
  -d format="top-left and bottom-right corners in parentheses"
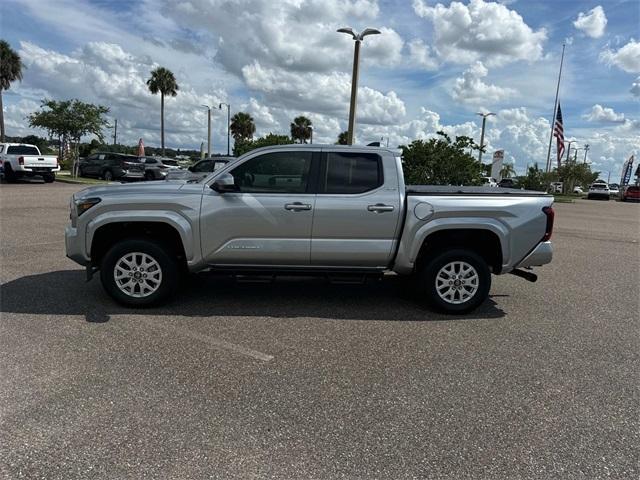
top-left (545, 43), bottom-right (566, 173)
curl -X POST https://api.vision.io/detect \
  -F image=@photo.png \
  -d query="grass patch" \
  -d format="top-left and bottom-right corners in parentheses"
top-left (553, 194), bottom-right (578, 203)
top-left (56, 171), bottom-right (108, 185)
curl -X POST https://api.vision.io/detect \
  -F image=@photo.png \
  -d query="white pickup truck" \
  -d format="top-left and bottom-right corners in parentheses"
top-left (0, 143), bottom-right (59, 183)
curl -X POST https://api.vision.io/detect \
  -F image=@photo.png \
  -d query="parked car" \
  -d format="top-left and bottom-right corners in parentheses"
top-left (621, 185), bottom-right (640, 202)
top-left (608, 183), bottom-right (620, 197)
top-left (66, 144), bottom-right (554, 314)
top-left (498, 178), bottom-right (517, 188)
top-left (587, 182), bottom-right (610, 200)
top-left (573, 186), bottom-right (584, 194)
top-left (482, 176), bottom-right (498, 187)
top-left (78, 153), bottom-right (145, 181)
top-left (139, 156), bottom-right (181, 180)
top-left (164, 157), bottom-right (233, 181)
top-left (0, 143), bottom-right (59, 183)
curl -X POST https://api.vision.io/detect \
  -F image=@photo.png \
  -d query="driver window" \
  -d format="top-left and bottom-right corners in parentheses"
top-left (230, 151), bottom-right (312, 193)
top-left (193, 160), bottom-right (212, 172)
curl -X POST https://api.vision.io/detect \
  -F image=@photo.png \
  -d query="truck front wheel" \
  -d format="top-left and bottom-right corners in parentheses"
top-left (100, 238), bottom-right (179, 307)
top-left (419, 249), bottom-right (491, 314)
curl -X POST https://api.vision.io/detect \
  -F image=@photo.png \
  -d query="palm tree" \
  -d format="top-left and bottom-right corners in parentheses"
top-left (146, 67), bottom-right (178, 156)
top-left (500, 163), bottom-right (516, 178)
top-left (290, 116), bottom-right (312, 143)
top-left (0, 40), bottom-right (23, 142)
top-left (337, 131), bottom-right (348, 145)
top-left (230, 112), bottom-right (256, 142)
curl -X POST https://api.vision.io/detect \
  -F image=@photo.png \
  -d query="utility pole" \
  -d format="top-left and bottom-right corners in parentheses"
top-left (113, 119), bottom-right (117, 145)
top-left (546, 43), bottom-right (566, 173)
top-left (476, 112), bottom-right (495, 163)
top-left (583, 144), bottom-right (590, 164)
top-left (201, 105), bottom-right (211, 158)
top-left (219, 103), bottom-right (231, 156)
top-left (310, 126), bottom-right (313, 144)
top-left (338, 27), bottom-right (381, 145)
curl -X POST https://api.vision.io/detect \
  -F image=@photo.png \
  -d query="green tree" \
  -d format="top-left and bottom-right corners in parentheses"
top-left (500, 163), bottom-right (516, 178)
top-left (233, 133), bottom-right (293, 157)
top-left (230, 112), bottom-right (256, 143)
top-left (0, 40), bottom-right (24, 142)
top-left (400, 132), bottom-right (483, 186)
top-left (336, 131), bottom-right (348, 145)
top-left (557, 162), bottom-right (599, 193)
top-left (290, 116), bottom-right (312, 143)
top-left (28, 99), bottom-right (109, 173)
top-left (146, 67), bottom-right (178, 157)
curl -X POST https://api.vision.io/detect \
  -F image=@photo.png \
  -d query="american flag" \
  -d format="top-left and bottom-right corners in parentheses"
top-left (553, 103), bottom-right (565, 168)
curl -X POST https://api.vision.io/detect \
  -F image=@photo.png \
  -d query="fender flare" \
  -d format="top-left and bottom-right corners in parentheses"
top-left (86, 210), bottom-right (195, 260)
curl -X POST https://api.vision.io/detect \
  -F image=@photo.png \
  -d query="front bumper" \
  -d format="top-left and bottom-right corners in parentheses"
top-left (65, 225), bottom-right (90, 266)
top-left (516, 241), bottom-right (553, 268)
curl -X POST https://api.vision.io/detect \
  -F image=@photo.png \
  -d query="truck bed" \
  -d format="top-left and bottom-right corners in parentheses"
top-left (406, 185), bottom-right (550, 196)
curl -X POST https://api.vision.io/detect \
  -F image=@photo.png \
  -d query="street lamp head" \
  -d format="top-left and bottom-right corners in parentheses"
top-left (201, 104), bottom-right (210, 110)
top-left (476, 112), bottom-right (496, 118)
top-left (337, 27), bottom-right (357, 40)
top-left (359, 28), bottom-right (381, 40)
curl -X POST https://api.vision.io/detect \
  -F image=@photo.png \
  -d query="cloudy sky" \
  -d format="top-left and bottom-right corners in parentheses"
top-left (2, 0), bottom-right (639, 178)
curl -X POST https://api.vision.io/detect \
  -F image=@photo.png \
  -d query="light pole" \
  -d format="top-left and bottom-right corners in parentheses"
top-left (572, 147), bottom-right (583, 163)
top-left (337, 27), bottom-right (381, 145)
top-left (583, 144), bottom-right (590, 164)
top-left (201, 105), bottom-right (211, 158)
top-left (106, 119), bottom-right (118, 145)
top-left (565, 140), bottom-right (577, 163)
top-left (309, 126), bottom-right (313, 144)
top-left (219, 102), bottom-right (231, 156)
top-left (476, 112), bottom-right (495, 163)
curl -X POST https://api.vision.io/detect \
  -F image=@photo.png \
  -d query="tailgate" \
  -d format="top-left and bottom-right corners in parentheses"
top-left (22, 155), bottom-right (58, 168)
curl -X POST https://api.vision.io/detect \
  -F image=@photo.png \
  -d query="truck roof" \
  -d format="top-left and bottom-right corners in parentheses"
top-left (243, 143), bottom-right (402, 156)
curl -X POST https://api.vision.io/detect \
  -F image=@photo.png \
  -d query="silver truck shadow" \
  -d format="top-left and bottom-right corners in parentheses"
top-left (0, 270), bottom-right (506, 323)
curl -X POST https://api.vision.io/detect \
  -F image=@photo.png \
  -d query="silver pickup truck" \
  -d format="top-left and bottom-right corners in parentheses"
top-left (65, 145), bottom-right (554, 313)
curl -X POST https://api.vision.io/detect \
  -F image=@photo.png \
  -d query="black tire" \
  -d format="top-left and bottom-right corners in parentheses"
top-left (100, 238), bottom-right (179, 307)
top-left (43, 173), bottom-right (55, 183)
top-left (78, 167), bottom-right (86, 177)
top-left (102, 169), bottom-right (114, 181)
top-left (144, 171), bottom-right (155, 181)
top-left (418, 248), bottom-right (491, 314)
top-left (3, 164), bottom-right (17, 183)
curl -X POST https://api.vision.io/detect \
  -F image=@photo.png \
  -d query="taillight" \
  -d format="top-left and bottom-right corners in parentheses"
top-left (542, 206), bottom-right (554, 241)
top-left (18, 156), bottom-right (24, 165)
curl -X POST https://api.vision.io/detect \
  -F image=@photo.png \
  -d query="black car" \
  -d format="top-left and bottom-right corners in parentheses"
top-left (79, 153), bottom-right (145, 181)
top-left (139, 156), bottom-right (182, 180)
top-left (498, 178), bottom-right (517, 188)
top-left (164, 157), bottom-right (234, 181)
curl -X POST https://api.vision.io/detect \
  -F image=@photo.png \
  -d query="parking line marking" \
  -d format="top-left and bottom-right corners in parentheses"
top-left (139, 318), bottom-right (274, 362)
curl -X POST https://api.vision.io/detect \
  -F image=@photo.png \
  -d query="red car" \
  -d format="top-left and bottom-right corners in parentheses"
top-left (622, 185), bottom-right (640, 202)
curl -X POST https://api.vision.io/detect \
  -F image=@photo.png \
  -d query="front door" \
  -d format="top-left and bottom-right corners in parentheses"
top-left (200, 149), bottom-right (317, 266)
top-left (311, 151), bottom-right (401, 268)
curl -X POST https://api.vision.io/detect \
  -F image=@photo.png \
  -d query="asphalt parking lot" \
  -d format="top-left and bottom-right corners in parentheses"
top-left (1, 180), bottom-right (638, 479)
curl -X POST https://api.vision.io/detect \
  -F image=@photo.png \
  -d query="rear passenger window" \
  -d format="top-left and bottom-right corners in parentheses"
top-left (323, 152), bottom-right (382, 194)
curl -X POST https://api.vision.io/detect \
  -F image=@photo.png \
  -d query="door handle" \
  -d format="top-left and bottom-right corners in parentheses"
top-left (367, 203), bottom-right (394, 213)
top-left (284, 202), bottom-right (312, 211)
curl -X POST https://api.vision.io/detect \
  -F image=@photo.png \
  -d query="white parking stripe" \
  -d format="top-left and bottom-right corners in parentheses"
top-left (139, 318), bottom-right (274, 362)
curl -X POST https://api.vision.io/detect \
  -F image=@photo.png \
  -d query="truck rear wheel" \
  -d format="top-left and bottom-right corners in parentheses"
top-left (419, 248), bottom-right (491, 314)
top-left (3, 164), bottom-right (17, 183)
top-left (100, 238), bottom-right (178, 307)
top-left (43, 173), bottom-right (55, 183)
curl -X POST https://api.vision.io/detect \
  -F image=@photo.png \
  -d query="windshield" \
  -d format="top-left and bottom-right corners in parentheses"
top-left (7, 145), bottom-right (40, 155)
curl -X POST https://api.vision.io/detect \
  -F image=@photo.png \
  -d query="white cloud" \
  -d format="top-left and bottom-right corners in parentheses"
top-left (582, 104), bottom-right (625, 123)
top-left (573, 6), bottom-right (607, 39)
top-left (412, 0), bottom-right (547, 66)
top-left (631, 77), bottom-right (640, 98)
top-left (157, 0), bottom-right (402, 75)
top-left (14, 41), bottom-right (227, 148)
top-left (408, 39), bottom-right (438, 70)
top-left (452, 61), bottom-right (517, 106)
top-left (600, 39), bottom-right (640, 73)
top-left (241, 61), bottom-right (406, 125)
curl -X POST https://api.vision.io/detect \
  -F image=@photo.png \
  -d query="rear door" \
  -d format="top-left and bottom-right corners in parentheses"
top-left (310, 150), bottom-right (401, 267)
top-left (200, 148), bottom-right (318, 266)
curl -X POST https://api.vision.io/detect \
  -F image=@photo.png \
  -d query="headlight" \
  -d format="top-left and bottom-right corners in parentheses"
top-left (76, 197), bottom-right (101, 216)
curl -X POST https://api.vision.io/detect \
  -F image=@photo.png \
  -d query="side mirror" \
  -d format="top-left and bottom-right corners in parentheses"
top-left (211, 173), bottom-right (238, 193)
